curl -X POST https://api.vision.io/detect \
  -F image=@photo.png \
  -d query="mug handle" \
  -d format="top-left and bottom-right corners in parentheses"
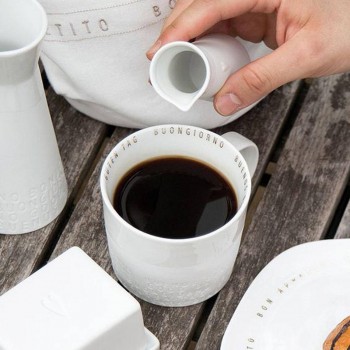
top-left (221, 132), bottom-right (259, 176)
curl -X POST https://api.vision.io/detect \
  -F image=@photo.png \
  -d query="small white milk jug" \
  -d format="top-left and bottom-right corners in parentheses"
top-left (150, 34), bottom-right (251, 111)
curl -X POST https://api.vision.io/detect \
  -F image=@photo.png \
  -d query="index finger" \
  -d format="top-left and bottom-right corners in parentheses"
top-left (159, 0), bottom-right (280, 44)
top-left (162, 0), bottom-right (195, 31)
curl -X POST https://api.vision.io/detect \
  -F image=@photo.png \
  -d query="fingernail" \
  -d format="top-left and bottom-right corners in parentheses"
top-left (147, 40), bottom-right (162, 57)
top-left (215, 93), bottom-right (242, 116)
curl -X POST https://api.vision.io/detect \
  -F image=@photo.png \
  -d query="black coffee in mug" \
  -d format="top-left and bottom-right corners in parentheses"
top-left (113, 157), bottom-right (237, 239)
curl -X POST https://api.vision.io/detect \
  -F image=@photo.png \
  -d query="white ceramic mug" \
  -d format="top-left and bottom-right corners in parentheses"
top-left (100, 125), bottom-right (258, 307)
top-left (149, 34), bottom-right (250, 111)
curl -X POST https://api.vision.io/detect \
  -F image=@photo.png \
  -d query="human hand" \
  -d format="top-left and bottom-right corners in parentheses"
top-left (147, 0), bottom-right (350, 116)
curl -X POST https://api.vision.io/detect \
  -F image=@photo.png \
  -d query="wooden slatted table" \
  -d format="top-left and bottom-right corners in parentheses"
top-left (0, 73), bottom-right (349, 349)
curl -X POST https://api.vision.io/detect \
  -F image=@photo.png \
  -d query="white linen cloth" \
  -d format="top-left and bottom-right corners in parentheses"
top-left (38, 0), bottom-right (270, 128)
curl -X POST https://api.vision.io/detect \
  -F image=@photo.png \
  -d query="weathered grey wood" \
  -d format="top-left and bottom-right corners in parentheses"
top-left (214, 80), bottom-right (301, 195)
top-left (0, 89), bottom-right (108, 294)
top-left (335, 199), bottom-right (350, 238)
top-left (49, 81), bottom-right (300, 350)
top-left (50, 127), bottom-right (134, 268)
top-left (196, 74), bottom-right (350, 349)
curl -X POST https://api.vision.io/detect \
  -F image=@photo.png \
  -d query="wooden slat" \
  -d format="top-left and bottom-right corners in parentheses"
top-left (335, 199), bottom-right (350, 238)
top-left (49, 128), bottom-right (134, 266)
top-left (214, 81), bottom-right (301, 194)
top-left (196, 73), bottom-right (350, 349)
top-left (48, 81), bottom-right (300, 350)
top-left (0, 89), bottom-right (108, 294)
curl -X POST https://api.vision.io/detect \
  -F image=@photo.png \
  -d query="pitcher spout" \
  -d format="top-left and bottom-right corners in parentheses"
top-left (163, 86), bottom-right (208, 112)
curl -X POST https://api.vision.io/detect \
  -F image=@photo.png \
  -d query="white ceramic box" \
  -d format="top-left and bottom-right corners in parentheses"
top-left (0, 247), bottom-right (159, 350)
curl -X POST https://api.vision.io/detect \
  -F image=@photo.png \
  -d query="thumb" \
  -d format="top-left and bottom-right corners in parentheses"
top-left (214, 35), bottom-right (315, 116)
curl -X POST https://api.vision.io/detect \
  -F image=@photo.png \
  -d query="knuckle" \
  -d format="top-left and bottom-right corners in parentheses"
top-left (241, 64), bottom-right (273, 96)
top-left (297, 38), bottom-right (322, 61)
top-left (164, 22), bottom-right (192, 42)
top-left (292, 36), bottom-right (329, 76)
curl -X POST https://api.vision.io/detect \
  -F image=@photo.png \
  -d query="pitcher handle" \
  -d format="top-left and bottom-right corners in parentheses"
top-left (221, 132), bottom-right (259, 177)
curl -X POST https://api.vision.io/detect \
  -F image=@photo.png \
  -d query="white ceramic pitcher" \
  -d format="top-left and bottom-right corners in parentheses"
top-left (0, 0), bottom-right (68, 234)
top-left (150, 34), bottom-right (251, 111)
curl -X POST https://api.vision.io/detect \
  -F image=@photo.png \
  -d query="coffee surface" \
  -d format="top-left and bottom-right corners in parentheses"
top-left (113, 157), bottom-right (237, 239)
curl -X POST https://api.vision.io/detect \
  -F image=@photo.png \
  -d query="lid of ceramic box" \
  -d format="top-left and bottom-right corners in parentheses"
top-left (0, 247), bottom-right (159, 350)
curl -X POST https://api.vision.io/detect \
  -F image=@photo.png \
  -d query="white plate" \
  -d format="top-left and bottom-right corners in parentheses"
top-left (221, 239), bottom-right (350, 350)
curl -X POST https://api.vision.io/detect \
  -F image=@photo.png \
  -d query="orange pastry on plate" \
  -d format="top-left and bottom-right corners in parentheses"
top-left (324, 316), bottom-right (350, 350)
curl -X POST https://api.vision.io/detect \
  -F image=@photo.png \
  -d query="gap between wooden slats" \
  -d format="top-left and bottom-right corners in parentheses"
top-left (334, 185), bottom-right (350, 239)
